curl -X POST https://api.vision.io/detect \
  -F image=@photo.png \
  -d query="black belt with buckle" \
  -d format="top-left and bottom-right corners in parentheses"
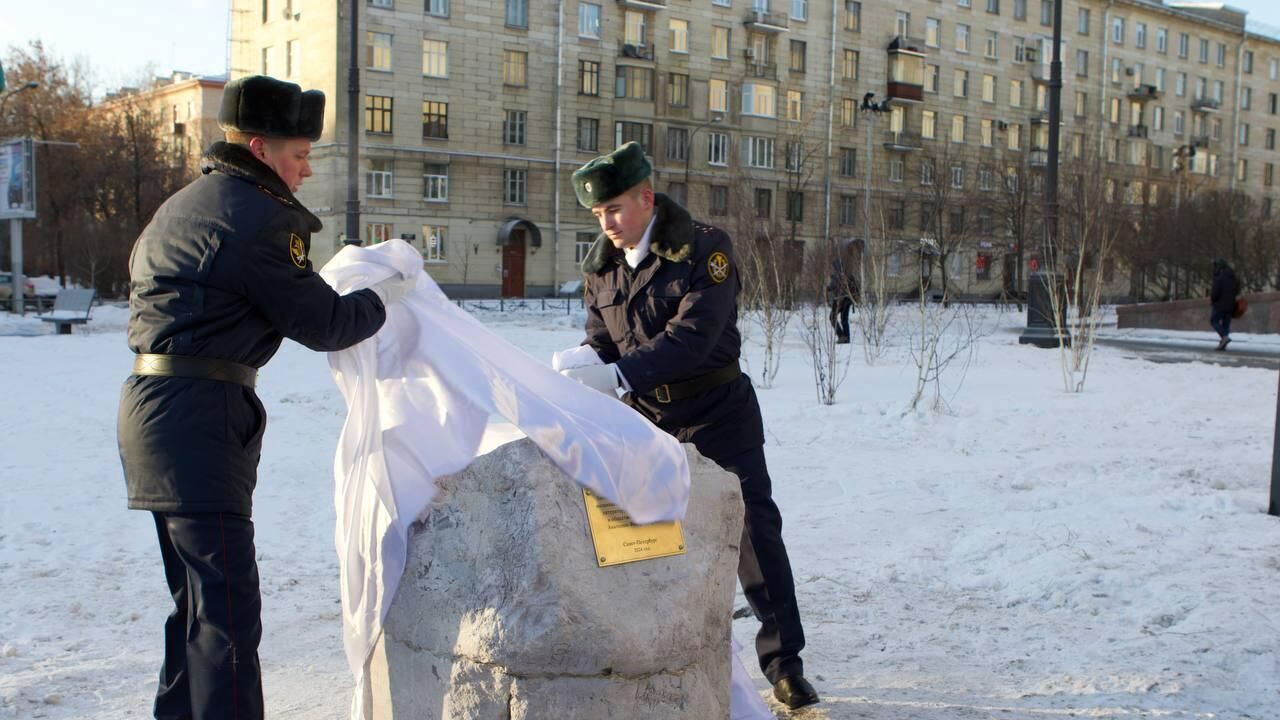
top-left (648, 362), bottom-right (741, 404)
top-left (132, 353), bottom-right (258, 389)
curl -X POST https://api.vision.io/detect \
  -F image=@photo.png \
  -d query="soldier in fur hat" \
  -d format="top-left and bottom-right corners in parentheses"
top-left (118, 75), bottom-right (414, 720)
top-left (560, 142), bottom-right (820, 710)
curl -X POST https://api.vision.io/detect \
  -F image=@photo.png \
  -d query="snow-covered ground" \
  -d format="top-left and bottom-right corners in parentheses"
top-left (1, 302), bottom-right (1277, 719)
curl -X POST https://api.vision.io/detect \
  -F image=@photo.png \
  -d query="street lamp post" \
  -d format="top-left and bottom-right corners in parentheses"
top-left (344, 0), bottom-right (362, 247)
top-left (683, 114), bottom-right (723, 207)
top-left (1, 81), bottom-right (39, 316)
top-left (859, 93), bottom-right (891, 300)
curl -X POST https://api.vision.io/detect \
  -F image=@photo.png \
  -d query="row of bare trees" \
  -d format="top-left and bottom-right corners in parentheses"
top-left (1, 43), bottom-right (193, 298)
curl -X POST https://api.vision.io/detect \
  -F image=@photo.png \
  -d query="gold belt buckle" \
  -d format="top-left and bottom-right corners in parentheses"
top-left (653, 384), bottom-right (672, 404)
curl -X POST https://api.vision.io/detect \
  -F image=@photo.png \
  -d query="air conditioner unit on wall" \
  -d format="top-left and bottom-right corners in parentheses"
top-left (744, 48), bottom-right (756, 59)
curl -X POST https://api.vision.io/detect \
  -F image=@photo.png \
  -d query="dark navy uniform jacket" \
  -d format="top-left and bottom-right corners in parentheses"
top-left (582, 194), bottom-right (764, 458)
top-left (118, 141), bottom-right (386, 516)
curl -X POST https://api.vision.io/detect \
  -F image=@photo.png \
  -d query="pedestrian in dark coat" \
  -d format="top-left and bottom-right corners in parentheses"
top-left (560, 142), bottom-right (820, 711)
top-left (117, 75), bottom-right (413, 720)
top-left (1209, 257), bottom-right (1241, 351)
top-left (827, 260), bottom-right (858, 344)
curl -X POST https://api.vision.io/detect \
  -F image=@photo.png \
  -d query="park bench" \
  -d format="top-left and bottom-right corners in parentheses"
top-left (40, 288), bottom-right (96, 334)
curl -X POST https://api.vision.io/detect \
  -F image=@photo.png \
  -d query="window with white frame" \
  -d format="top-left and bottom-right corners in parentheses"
top-left (742, 83), bottom-right (776, 117)
top-left (1010, 79), bottom-right (1023, 107)
top-left (625, 10), bottom-right (647, 46)
top-left (791, 0), bottom-right (807, 20)
top-left (921, 158), bottom-right (935, 185)
top-left (575, 232), bottom-right (596, 263)
top-left (786, 90), bottom-right (803, 121)
top-left (423, 39), bottom-right (448, 77)
top-left (922, 110), bottom-right (936, 138)
top-left (366, 222), bottom-right (392, 244)
top-left (426, 0), bottom-right (448, 15)
top-left (367, 159), bottom-right (393, 197)
top-left (286, 39), bottom-right (299, 77)
top-left (1008, 122), bottom-right (1021, 150)
top-left (421, 225), bottom-right (447, 262)
top-left (503, 110), bottom-right (526, 145)
top-left (1111, 17), bottom-right (1124, 44)
top-left (577, 117), bottom-right (599, 151)
top-left (951, 163), bottom-right (965, 188)
top-left (956, 24), bottom-right (970, 53)
top-left (985, 31), bottom-right (999, 59)
top-left (926, 18), bottom-right (940, 48)
top-left (1135, 22), bottom-right (1146, 48)
top-left (708, 132), bottom-right (729, 166)
top-left (367, 31), bottom-right (392, 71)
top-left (423, 163), bottom-right (448, 201)
top-left (709, 79), bottom-right (728, 112)
top-left (951, 115), bottom-right (965, 143)
top-left (503, 168), bottom-right (526, 205)
top-left (889, 158), bottom-right (904, 182)
top-left (982, 74), bottom-right (996, 103)
top-left (670, 18), bottom-right (688, 53)
top-left (712, 27), bottom-right (729, 58)
top-left (981, 118), bottom-right (993, 146)
top-left (578, 3), bottom-right (601, 38)
top-left (1157, 27), bottom-right (1167, 53)
top-left (743, 135), bottom-right (774, 168)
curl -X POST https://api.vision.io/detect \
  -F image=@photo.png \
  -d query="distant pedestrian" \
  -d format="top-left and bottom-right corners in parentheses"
top-left (1209, 258), bottom-right (1241, 351)
top-left (826, 261), bottom-right (858, 345)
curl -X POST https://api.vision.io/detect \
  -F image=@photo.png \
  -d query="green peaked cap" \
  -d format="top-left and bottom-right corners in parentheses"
top-left (571, 141), bottom-right (652, 208)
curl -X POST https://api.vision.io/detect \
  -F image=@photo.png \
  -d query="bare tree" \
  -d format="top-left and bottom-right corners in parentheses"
top-left (913, 143), bottom-right (981, 303)
top-left (798, 240), bottom-right (854, 405)
top-left (852, 199), bottom-right (896, 365)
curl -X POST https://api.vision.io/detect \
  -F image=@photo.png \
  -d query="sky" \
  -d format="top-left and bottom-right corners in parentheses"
top-left (3, 0), bottom-right (1280, 97)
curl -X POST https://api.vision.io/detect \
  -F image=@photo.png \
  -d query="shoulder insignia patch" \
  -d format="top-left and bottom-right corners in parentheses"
top-left (707, 251), bottom-right (730, 284)
top-left (288, 233), bottom-right (307, 269)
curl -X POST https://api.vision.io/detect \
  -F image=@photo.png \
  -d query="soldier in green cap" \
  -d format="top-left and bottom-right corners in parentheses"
top-left (559, 141), bottom-right (820, 710)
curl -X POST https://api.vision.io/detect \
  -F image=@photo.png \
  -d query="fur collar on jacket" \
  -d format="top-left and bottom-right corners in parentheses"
top-left (581, 193), bottom-right (695, 275)
top-left (202, 141), bottom-right (322, 232)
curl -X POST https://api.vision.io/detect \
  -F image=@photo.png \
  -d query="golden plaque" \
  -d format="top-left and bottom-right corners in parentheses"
top-left (582, 488), bottom-right (686, 567)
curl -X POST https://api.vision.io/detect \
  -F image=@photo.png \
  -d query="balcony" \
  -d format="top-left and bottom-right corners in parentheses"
top-left (1127, 84), bottom-right (1162, 101)
top-left (1029, 64), bottom-right (1052, 84)
top-left (1191, 134), bottom-right (1213, 149)
top-left (745, 61), bottom-right (778, 80)
top-left (1127, 124), bottom-right (1149, 139)
top-left (744, 10), bottom-right (789, 33)
top-left (1029, 148), bottom-right (1049, 166)
top-left (616, 0), bottom-right (666, 9)
top-left (887, 36), bottom-right (926, 104)
top-left (619, 43), bottom-right (654, 60)
top-left (1192, 97), bottom-right (1221, 113)
top-left (883, 130), bottom-right (922, 151)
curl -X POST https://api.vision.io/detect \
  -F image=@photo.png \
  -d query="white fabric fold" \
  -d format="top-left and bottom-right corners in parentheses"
top-left (318, 239), bottom-right (767, 720)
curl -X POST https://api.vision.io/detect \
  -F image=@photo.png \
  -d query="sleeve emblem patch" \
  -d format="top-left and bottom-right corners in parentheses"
top-left (707, 251), bottom-right (730, 284)
top-left (288, 233), bottom-right (307, 269)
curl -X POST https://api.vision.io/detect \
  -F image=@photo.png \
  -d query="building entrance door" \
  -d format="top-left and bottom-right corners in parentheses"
top-left (501, 230), bottom-right (526, 297)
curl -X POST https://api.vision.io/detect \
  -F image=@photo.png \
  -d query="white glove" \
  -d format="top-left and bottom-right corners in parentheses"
top-left (369, 273), bottom-right (416, 306)
top-left (552, 344), bottom-right (604, 371)
top-left (560, 363), bottom-right (621, 396)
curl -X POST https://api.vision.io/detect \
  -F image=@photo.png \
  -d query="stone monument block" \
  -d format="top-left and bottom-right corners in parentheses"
top-left (365, 438), bottom-right (744, 720)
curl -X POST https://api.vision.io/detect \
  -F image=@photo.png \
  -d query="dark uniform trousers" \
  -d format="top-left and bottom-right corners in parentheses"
top-left (152, 512), bottom-right (264, 720)
top-left (697, 440), bottom-right (805, 684)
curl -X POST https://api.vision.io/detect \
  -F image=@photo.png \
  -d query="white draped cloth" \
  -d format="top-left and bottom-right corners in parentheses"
top-left (319, 239), bottom-right (771, 720)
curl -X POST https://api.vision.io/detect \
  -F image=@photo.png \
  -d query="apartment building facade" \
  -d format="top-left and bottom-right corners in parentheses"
top-left (101, 72), bottom-right (227, 174)
top-left (230, 0), bottom-right (1280, 298)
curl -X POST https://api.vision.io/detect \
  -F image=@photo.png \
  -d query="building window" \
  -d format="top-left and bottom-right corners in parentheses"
top-left (986, 0), bottom-right (999, 14)
top-left (286, 39), bottom-right (299, 77)
top-left (792, 0), bottom-right (808, 20)
top-left (785, 191), bottom-right (804, 222)
top-left (670, 18), bottom-right (689, 53)
top-left (710, 185), bottom-right (729, 216)
top-left (1110, 17), bottom-right (1124, 45)
top-left (985, 30), bottom-right (999, 59)
top-left (367, 31), bottom-right (392, 71)
top-left (1013, 0), bottom-right (1026, 21)
top-left (981, 119), bottom-right (993, 146)
top-left (982, 74), bottom-right (996, 103)
top-left (755, 188), bottom-right (772, 219)
top-left (742, 83), bottom-right (776, 117)
top-left (366, 159), bottom-right (393, 197)
top-left (956, 24), bottom-right (970, 54)
top-left (616, 66), bottom-right (654, 100)
top-left (926, 64), bottom-right (940, 93)
top-left (666, 127), bottom-right (689, 162)
top-left (419, 225), bottom-right (447, 262)
top-left (423, 163), bottom-right (448, 201)
top-left (708, 132), bottom-right (729, 166)
top-left (503, 50), bottom-right (527, 86)
top-left (1076, 49), bottom-right (1088, 76)
top-left (839, 194), bottom-right (857, 226)
top-left (426, 0), bottom-right (448, 17)
top-left (844, 1), bottom-right (861, 31)
top-left (579, 60), bottom-right (600, 95)
top-left (668, 73), bottom-right (689, 107)
top-left (625, 10), bottom-right (647, 46)
top-left (575, 232), bottom-right (595, 263)
top-left (926, 17), bottom-right (941, 48)
top-left (1157, 27), bottom-right (1168, 53)
top-left (951, 114), bottom-right (966, 143)
top-left (366, 222), bottom-right (392, 245)
top-left (578, 3), bottom-right (601, 38)
top-left (577, 117), bottom-right (599, 152)
top-left (423, 39), bottom-right (448, 77)
top-left (785, 141), bottom-right (804, 172)
top-left (842, 49), bottom-right (859, 80)
top-left (1010, 79), bottom-right (1023, 107)
top-left (951, 163), bottom-right (965, 188)
top-left (1008, 122), bottom-right (1021, 150)
top-left (790, 40), bottom-right (807, 73)
top-left (711, 78), bottom-right (732, 112)
top-left (1077, 8), bottom-right (1089, 35)
top-left (365, 95), bottom-right (393, 134)
top-left (786, 90), bottom-right (803, 121)
top-left (889, 158), bottom-right (904, 182)
top-left (262, 46), bottom-right (273, 75)
top-left (1040, 0), bottom-right (1052, 26)
top-left (921, 159), bottom-right (935, 185)
top-left (712, 26), bottom-right (730, 58)
top-left (954, 69), bottom-right (969, 98)
top-left (422, 100), bottom-right (448, 139)
top-left (888, 202), bottom-right (905, 231)
top-left (1136, 22), bottom-right (1146, 48)
top-left (505, 0), bottom-right (528, 28)
top-left (615, 121), bottom-right (653, 153)
top-left (1199, 38), bottom-right (1209, 64)
top-left (503, 110), bottom-right (527, 145)
top-left (839, 147), bottom-right (856, 176)
top-left (371, 0), bottom-right (393, 7)
top-left (841, 97), bottom-right (856, 127)
top-left (503, 168), bottom-right (527, 205)
top-left (743, 136), bottom-right (774, 169)
top-left (922, 110), bottom-right (936, 138)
